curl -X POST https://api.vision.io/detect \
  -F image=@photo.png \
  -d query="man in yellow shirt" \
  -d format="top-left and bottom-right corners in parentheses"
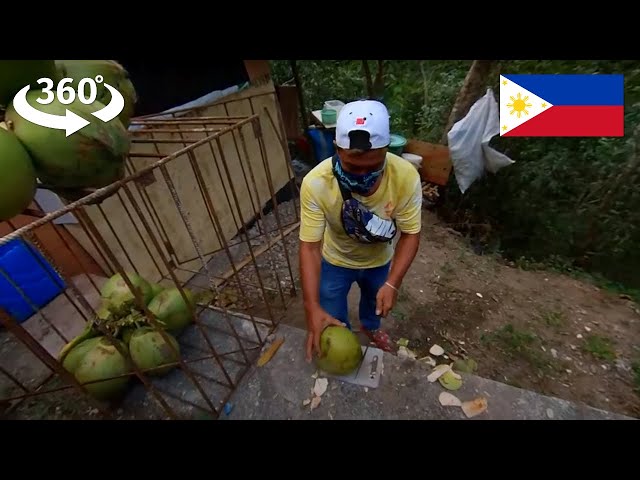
top-left (299, 99), bottom-right (422, 362)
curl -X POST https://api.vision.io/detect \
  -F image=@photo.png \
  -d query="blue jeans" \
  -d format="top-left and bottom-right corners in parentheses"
top-left (319, 257), bottom-right (391, 331)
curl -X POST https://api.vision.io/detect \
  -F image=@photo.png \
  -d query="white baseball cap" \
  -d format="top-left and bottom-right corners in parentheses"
top-left (335, 99), bottom-right (390, 150)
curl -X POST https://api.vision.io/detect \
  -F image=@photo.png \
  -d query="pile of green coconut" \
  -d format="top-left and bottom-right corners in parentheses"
top-left (0, 59), bottom-right (137, 222)
top-left (58, 272), bottom-right (198, 402)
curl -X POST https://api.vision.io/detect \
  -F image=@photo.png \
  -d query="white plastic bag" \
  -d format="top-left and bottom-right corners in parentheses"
top-left (447, 88), bottom-right (515, 193)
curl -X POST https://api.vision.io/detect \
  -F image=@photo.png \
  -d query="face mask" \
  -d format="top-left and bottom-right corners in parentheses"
top-left (333, 155), bottom-right (385, 195)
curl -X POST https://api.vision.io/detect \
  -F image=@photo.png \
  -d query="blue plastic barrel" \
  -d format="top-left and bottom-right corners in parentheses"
top-left (0, 238), bottom-right (66, 323)
top-left (307, 128), bottom-right (336, 163)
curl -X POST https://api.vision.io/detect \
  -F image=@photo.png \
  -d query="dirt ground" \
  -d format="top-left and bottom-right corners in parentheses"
top-left (280, 208), bottom-right (640, 419)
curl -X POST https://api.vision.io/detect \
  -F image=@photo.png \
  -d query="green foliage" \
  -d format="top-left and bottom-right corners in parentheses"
top-left (271, 60), bottom-right (640, 290)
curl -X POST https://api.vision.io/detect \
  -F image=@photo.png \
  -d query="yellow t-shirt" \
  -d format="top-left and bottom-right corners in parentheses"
top-left (299, 152), bottom-right (422, 269)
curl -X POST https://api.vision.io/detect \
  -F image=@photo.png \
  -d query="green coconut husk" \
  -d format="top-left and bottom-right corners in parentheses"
top-left (0, 127), bottom-right (37, 222)
top-left (55, 60), bottom-right (137, 127)
top-left (0, 60), bottom-right (59, 109)
top-left (4, 89), bottom-right (130, 190)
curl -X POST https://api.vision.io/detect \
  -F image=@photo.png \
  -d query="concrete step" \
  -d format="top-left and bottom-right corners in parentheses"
top-left (222, 323), bottom-right (634, 420)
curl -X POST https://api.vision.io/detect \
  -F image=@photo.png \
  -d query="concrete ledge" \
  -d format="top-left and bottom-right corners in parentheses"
top-left (223, 323), bottom-right (634, 420)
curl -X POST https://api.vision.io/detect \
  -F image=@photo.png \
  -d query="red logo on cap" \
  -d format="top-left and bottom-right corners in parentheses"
top-left (355, 117), bottom-right (366, 125)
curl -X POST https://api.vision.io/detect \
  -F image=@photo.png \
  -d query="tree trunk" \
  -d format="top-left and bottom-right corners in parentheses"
top-left (362, 60), bottom-right (374, 98)
top-left (440, 60), bottom-right (497, 145)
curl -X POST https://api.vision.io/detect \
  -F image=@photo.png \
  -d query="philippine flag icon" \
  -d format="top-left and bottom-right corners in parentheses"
top-left (499, 74), bottom-right (624, 137)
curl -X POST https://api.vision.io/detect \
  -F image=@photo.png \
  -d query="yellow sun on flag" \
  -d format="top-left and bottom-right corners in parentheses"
top-left (507, 92), bottom-right (533, 118)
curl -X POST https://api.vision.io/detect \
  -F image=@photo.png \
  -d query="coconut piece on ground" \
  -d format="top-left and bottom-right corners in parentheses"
top-left (310, 396), bottom-right (321, 411)
top-left (429, 344), bottom-right (445, 356)
top-left (439, 392), bottom-right (462, 407)
top-left (313, 378), bottom-right (328, 397)
top-left (428, 364), bottom-right (451, 382)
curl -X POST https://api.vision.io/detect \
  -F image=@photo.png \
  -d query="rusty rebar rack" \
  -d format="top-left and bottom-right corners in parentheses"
top-left (0, 98), bottom-right (300, 420)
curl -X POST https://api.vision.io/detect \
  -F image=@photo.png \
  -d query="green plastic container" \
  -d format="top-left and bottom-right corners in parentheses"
top-left (321, 108), bottom-right (337, 125)
top-left (389, 134), bottom-right (407, 155)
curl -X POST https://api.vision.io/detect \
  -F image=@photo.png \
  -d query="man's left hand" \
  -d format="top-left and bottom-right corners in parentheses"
top-left (376, 282), bottom-right (398, 318)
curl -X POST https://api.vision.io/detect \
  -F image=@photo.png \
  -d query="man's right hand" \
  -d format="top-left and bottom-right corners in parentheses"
top-left (305, 304), bottom-right (345, 363)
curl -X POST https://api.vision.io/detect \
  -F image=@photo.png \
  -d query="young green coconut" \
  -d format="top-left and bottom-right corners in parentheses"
top-left (99, 272), bottom-right (154, 317)
top-left (147, 287), bottom-right (196, 335)
top-left (4, 90), bottom-right (130, 191)
top-left (0, 127), bottom-right (37, 222)
top-left (62, 336), bottom-right (104, 374)
top-left (129, 327), bottom-right (180, 376)
top-left (55, 60), bottom-right (138, 128)
top-left (315, 325), bottom-right (364, 376)
top-left (73, 337), bottom-right (131, 401)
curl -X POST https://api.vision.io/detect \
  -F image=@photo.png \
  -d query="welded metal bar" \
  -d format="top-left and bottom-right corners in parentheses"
top-left (130, 119), bottom-right (247, 126)
top-left (120, 182), bottom-right (234, 392)
top-left (0, 308), bottom-right (112, 418)
top-left (185, 153), bottom-right (252, 365)
top-left (132, 138), bottom-right (223, 145)
top-left (128, 152), bottom-right (167, 158)
top-left (253, 119), bottom-right (297, 298)
top-left (33, 216), bottom-right (104, 297)
top-left (97, 204), bottom-right (138, 274)
top-left (150, 162), bottom-right (251, 366)
top-left (131, 128), bottom-right (224, 135)
top-left (132, 91), bottom-right (275, 120)
top-left (69, 208), bottom-right (115, 277)
top-left (204, 304), bottom-right (274, 328)
top-left (21, 230), bottom-right (92, 325)
top-left (224, 104), bottom-right (263, 237)
top-left (0, 365), bottom-right (30, 394)
top-left (115, 185), bottom-right (231, 408)
top-left (173, 218), bottom-right (300, 266)
top-left (264, 104), bottom-right (300, 220)
top-left (166, 117), bottom-right (252, 366)
top-left (115, 190), bottom-right (164, 279)
top-left (2, 372), bottom-right (55, 415)
top-left (0, 265), bottom-right (69, 343)
top-left (0, 346), bottom-right (254, 405)
top-left (235, 127), bottom-right (287, 309)
top-left (175, 266), bottom-right (285, 294)
top-left (214, 133), bottom-right (274, 331)
top-left (232, 123), bottom-right (285, 307)
top-left (125, 158), bottom-right (175, 267)
top-left (206, 138), bottom-right (242, 232)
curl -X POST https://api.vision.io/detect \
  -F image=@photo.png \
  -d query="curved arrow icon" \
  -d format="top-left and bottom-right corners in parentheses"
top-left (12, 85), bottom-right (90, 137)
top-left (91, 83), bottom-right (124, 122)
